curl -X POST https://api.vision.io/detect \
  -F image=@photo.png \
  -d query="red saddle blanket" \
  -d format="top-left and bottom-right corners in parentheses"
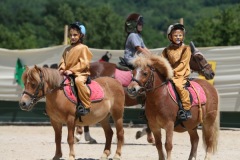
top-left (167, 81), bottom-right (206, 106)
top-left (114, 68), bottom-right (132, 87)
top-left (63, 77), bottom-right (104, 105)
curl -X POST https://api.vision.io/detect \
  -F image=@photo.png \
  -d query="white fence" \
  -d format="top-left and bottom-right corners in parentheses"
top-left (0, 45), bottom-right (240, 111)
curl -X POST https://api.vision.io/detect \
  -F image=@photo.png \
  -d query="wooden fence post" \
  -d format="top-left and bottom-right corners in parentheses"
top-left (63, 25), bottom-right (68, 45)
top-left (179, 18), bottom-right (184, 25)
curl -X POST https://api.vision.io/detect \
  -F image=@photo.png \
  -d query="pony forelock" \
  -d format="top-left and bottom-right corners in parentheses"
top-left (131, 54), bottom-right (151, 69)
top-left (132, 54), bottom-right (173, 79)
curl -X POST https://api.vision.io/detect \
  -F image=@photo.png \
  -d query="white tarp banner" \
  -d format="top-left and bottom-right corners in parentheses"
top-left (0, 45), bottom-right (240, 111)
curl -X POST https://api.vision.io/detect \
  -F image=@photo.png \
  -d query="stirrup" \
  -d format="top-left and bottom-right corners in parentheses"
top-left (177, 110), bottom-right (187, 121)
top-left (177, 110), bottom-right (192, 121)
top-left (76, 104), bottom-right (90, 116)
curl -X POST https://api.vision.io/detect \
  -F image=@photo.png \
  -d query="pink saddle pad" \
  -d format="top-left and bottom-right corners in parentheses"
top-left (114, 68), bottom-right (132, 87)
top-left (63, 77), bottom-right (104, 104)
top-left (167, 81), bottom-right (206, 106)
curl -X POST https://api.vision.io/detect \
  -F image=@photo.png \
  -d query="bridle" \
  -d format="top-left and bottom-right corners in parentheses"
top-left (21, 69), bottom-right (62, 106)
top-left (132, 67), bottom-right (167, 93)
top-left (22, 69), bottom-right (45, 106)
top-left (193, 53), bottom-right (211, 74)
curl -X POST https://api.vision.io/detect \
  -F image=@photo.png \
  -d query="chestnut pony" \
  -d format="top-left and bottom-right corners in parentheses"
top-left (19, 65), bottom-right (125, 160)
top-left (77, 50), bottom-right (216, 144)
top-left (127, 55), bottom-right (219, 160)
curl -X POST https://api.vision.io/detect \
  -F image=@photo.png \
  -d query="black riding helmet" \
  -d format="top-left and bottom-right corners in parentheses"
top-left (125, 13), bottom-right (144, 34)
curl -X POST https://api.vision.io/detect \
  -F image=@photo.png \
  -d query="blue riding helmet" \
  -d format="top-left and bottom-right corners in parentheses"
top-left (69, 22), bottom-right (86, 36)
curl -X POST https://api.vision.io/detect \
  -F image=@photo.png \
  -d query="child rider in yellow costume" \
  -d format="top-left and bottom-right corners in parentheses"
top-left (58, 22), bottom-right (93, 116)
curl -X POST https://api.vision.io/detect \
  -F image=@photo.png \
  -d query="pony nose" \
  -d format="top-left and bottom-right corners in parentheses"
top-left (127, 87), bottom-right (138, 97)
top-left (211, 72), bottom-right (215, 78)
top-left (127, 87), bottom-right (136, 94)
top-left (19, 101), bottom-right (27, 110)
top-left (206, 72), bottom-right (215, 80)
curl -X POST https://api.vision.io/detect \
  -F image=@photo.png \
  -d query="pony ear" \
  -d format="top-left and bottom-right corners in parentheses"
top-left (24, 65), bottom-right (29, 71)
top-left (34, 65), bottom-right (41, 71)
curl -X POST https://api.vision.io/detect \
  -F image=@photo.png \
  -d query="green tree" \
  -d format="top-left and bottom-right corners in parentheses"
top-left (80, 6), bottom-right (125, 49)
top-left (191, 4), bottom-right (240, 47)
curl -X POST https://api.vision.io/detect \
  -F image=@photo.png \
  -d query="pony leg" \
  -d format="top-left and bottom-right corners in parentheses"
top-left (66, 120), bottom-right (76, 160)
top-left (146, 125), bottom-right (155, 144)
top-left (188, 129), bottom-right (199, 160)
top-left (152, 128), bottom-right (165, 160)
top-left (99, 118), bottom-right (114, 160)
top-left (165, 127), bottom-right (174, 160)
top-left (74, 126), bottom-right (83, 143)
top-left (135, 125), bottom-right (155, 144)
top-left (51, 120), bottom-right (63, 160)
top-left (112, 117), bottom-right (124, 160)
top-left (135, 127), bottom-right (147, 139)
top-left (84, 126), bottom-right (97, 144)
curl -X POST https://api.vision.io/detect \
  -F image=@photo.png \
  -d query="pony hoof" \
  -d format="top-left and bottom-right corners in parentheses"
top-left (100, 157), bottom-right (109, 160)
top-left (74, 134), bottom-right (81, 143)
top-left (112, 154), bottom-right (121, 160)
top-left (67, 156), bottom-right (75, 160)
top-left (88, 139), bottom-right (97, 144)
top-left (147, 137), bottom-right (155, 144)
top-left (100, 153), bottom-right (109, 160)
top-left (52, 155), bottom-right (62, 160)
top-left (135, 131), bottom-right (142, 139)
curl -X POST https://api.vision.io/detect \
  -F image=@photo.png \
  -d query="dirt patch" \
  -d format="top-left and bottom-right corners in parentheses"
top-left (0, 126), bottom-right (239, 160)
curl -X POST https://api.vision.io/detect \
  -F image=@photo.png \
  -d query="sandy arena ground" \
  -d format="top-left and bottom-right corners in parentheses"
top-left (0, 125), bottom-right (240, 160)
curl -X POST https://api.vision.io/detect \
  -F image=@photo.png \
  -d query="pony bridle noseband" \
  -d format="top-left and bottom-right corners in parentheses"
top-left (132, 67), bottom-right (168, 93)
top-left (132, 67), bottom-right (155, 93)
top-left (22, 70), bottom-right (45, 105)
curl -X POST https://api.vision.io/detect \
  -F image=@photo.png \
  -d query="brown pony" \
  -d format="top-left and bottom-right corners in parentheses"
top-left (127, 54), bottom-right (219, 160)
top-left (19, 65), bottom-right (125, 160)
top-left (77, 50), bottom-right (216, 144)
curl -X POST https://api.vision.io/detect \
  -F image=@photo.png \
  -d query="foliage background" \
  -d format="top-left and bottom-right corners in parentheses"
top-left (0, 0), bottom-right (239, 49)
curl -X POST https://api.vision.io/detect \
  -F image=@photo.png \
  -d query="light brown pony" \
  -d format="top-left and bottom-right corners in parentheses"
top-left (74, 61), bottom-right (154, 144)
top-left (127, 54), bottom-right (219, 160)
top-left (19, 65), bottom-right (125, 160)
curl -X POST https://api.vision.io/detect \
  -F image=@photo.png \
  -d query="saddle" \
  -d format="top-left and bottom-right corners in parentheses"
top-left (114, 68), bottom-right (132, 87)
top-left (167, 80), bottom-right (206, 107)
top-left (117, 57), bottom-right (134, 71)
top-left (62, 76), bottom-right (104, 105)
top-left (167, 79), bottom-right (206, 126)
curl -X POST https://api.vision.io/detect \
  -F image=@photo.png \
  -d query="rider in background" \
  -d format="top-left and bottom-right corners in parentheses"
top-left (58, 21), bottom-right (93, 116)
top-left (161, 23), bottom-right (192, 120)
top-left (123, 13), bottom-right (151, 67)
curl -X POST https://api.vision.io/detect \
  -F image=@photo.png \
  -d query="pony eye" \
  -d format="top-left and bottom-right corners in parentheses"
top-left (143, 72), bottom-right (148, 77)
top-left (31, 83), bottom-right (36, 88)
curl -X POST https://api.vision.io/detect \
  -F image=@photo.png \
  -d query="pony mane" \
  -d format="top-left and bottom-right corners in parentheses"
top-left (41, 67), bottom-right (63, 88)
top-left (132, 54), bottom-right (173, 79)
top-left (23, 66), bottom-right (62, 88)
